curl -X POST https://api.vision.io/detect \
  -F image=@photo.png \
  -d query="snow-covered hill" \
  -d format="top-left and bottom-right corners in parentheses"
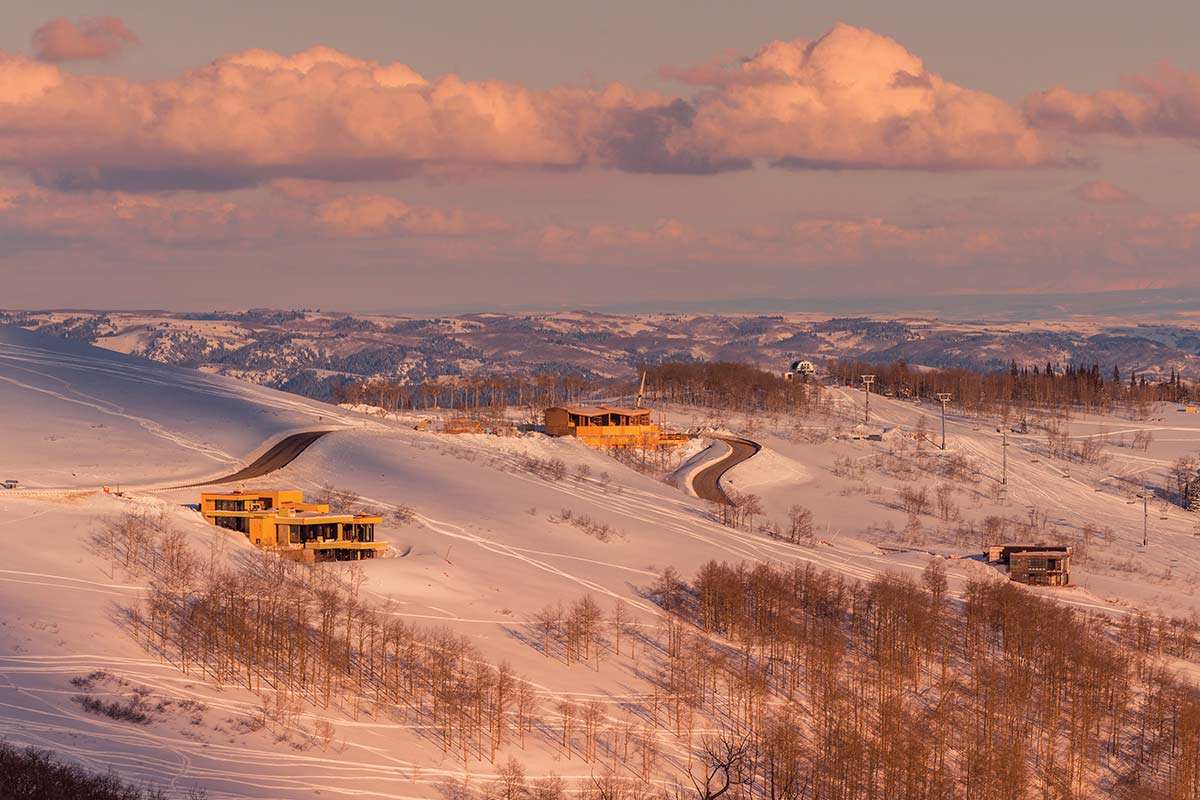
top-left (3, 331), bottom-right (1200, 797)
top-left (0, 325), bottom-right (365, 489)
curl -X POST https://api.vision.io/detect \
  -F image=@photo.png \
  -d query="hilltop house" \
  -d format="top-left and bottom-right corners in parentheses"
top-left (200, 490), bottom-right (385, 562)
top-left (543, 405), bottom-right (685, 449)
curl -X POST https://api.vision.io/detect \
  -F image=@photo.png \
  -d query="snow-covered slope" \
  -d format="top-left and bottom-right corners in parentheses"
top-left (0, 325), bottom-right (363, 489)
top-left (4, 332), bottom-right (1200, 797)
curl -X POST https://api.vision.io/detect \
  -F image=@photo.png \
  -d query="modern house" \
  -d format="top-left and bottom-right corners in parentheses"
top-left (543, 405), bottom-right (684, 449)
top-left (986, 543), bottom-right (1072, 587)
top-left (200, 490), bottom-right (386, 562)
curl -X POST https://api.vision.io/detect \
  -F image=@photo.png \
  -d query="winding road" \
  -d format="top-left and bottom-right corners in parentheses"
top-left (171, 429), bottom-right (335, 489)
top-left (691, 436), bottom-right (762, 505)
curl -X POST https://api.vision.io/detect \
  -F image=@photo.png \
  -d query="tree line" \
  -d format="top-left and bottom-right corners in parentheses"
top-left (826, 359), bottom-right (1197, 417)
top-left (333, 356), bottom-right (1199, 423)
top-left (642, 362), bottom-right (826, 415)
top-left (0, 739), bottom-right (207, 800)
top-left (638, 559), bottom-right (1200, 800)
top-left (331, 361), bottom-right (832, 418)
top-left (103, 505), bottom-right (1200, 798)
top-left (333, 372), bottom-right (633, 415)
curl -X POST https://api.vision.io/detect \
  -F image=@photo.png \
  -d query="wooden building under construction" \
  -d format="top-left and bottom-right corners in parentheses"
top-left (200, 490), bottom-right (386, 562)
top-left (543, 405), bottom-right (685, 449)
top-left (986, 543), bottom-right (1072, 587)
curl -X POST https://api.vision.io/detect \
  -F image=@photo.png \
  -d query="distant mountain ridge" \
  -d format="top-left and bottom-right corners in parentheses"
top-left (2, 309), bottom-right (1197, 400)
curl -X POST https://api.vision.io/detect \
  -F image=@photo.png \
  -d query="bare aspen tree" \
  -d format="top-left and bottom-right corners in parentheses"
top-left (530, 775), bottom-right (564, 800)
top-left (573, 595), bottom-right (603, 663)
top-left (690, 733), bottom-right (753, 800)
top-left (582, 700), bottom-right (605, 762)
top-left (786, 504), bottom-right (814, 544)
top-left (557, 700), bottom-right (577, 758)
top-left (314, 719), bottom-right (336, 751)
top-left (493, 757), bottom-right (526, 800)
top-left (515, 681), bottom-right (538, 749)
top-left (491, 662), bottom-right (514, 761)
top-left (611, 600), bottom-right (629, 657)
top-left (934, 483), bottom-right (957, 522)
top-left (532, 603), bottom-right (561, 659)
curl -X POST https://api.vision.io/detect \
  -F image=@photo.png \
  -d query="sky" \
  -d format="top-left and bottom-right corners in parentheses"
top-left (2, 1), bottom-right (1200, 313)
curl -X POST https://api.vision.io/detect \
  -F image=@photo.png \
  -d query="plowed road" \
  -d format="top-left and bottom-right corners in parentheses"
top-left (173, 430), bottom-right (335, 488)
top-left (691, 436), bottom-right (761, 505)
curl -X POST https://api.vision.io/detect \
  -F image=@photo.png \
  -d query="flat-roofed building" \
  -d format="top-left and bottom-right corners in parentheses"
top-left (200, 490), bottom-right (386, 562)
top-left (1008, 549), bottom-right (1071, 587)
top-left (544, 405), bottom-right (683, 449)
top-left (985, 543), bottom-right (1072, 587)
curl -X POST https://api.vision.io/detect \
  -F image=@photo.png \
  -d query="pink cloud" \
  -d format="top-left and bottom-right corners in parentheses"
top-left (315, 194), bottom-right (507, 237)
top-left (657, 50), bottom-right (760, 88)
top-left (519, 210), bottom-right (1200, 295)
top-left (1025, 62), bottom-right (1200, 140)
top-left (1, 180), bottom-right (1197, 296)
top-left (0, 185), bottom-right (497, 247)
top-left (1074, 180), bottom-right (1136, 204)
top-left (32, 17), bottom-right (139, 63)
top-left (0, 24), bottom-right (1053, 191)
top-left (679, 24), bottom-right (1048, 170)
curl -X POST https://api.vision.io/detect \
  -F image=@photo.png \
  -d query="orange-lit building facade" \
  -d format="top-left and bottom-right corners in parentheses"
top-left (200, 490), bottom-right (386, 562)
top-left (544, 406), bottom-right (685, 449)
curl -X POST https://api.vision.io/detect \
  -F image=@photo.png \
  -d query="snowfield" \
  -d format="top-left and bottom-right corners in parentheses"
top-left (3, 326), bottom-right (1200, 797)
top-left (0, 325), bottom-right (367, 489)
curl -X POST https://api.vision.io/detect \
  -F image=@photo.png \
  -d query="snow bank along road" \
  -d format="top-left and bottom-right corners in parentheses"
top-left (170, 430), bottom-right (335, 488)
top-left (691, 436), bottom-right (762, 505)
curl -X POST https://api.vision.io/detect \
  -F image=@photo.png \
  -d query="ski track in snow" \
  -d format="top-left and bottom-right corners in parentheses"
top-left (0, 339), bottom-right (377, 485)
top-left (0, 648), bottom-right (685, 798)
top-left (827, 387), bottom-right (1200, 608)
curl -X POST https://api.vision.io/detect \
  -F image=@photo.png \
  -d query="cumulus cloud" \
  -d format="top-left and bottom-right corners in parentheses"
top-left (0, 24), bottom-right (1053, 191)
top-left (1025, 62), bottom-right (1200, 140)
top-left (32, 16), bottom-right (139, 63)
top-left (0, 46), bottom-right (664, 191)
top-left (677, 24), bottom-right (1048, 170)
top-left (1074, 180), bottom-right (1136, 204)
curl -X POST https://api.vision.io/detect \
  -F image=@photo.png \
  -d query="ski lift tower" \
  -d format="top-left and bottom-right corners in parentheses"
top-left (936, 392), bottom-right (952, 450)
top-left (861, 375), bottom-right (875, 424)
top-left (1134, 485), bottom-right (1151, 547)
top-left (1001, 427), bottom-right (1009, 489)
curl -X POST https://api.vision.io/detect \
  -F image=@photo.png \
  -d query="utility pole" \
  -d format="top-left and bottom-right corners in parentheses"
top-left (1001, 426), bottom-right (1009, 487)
top-left (936, 392), bottom-right (952, 450)
top-left (1137, 485), bottom-right (1150, 546)
top-left (861, 375), bottom-right (875, 424)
